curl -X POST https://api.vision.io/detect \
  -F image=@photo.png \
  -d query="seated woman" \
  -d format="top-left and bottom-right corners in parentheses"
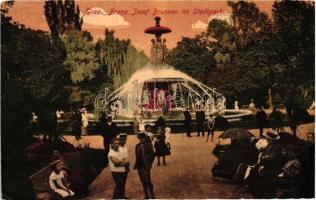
top-left (49, 162), bottom-right (75, 198)
top-left (50, 150), bottom-right (89, 198)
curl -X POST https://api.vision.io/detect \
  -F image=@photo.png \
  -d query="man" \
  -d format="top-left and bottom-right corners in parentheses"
top-left (72, 110), bottom-right (82, 141)
top-left (256, 106), bottom-right (267, 136)
top-left (184, 109), bottom-right (192, 137)
top-left (269, 108), bottom-right (284, 132)
top-left (108, 138), bottom-right (129, 199)
top-left (196, 109), bottom-right (205, 137)
top-left (134, 132), bottom-right (155, 199)
top-left (207, 114), bottom-right (215, 142)
top-left (144, 124), bottom-right (154, 142)
top-left (100, 115), bottom-right (119, 164)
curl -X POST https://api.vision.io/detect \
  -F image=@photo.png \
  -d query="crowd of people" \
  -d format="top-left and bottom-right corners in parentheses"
top-left (45, 102), bottom-right (313, 199)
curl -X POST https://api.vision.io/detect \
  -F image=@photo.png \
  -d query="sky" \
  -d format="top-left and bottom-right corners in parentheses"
top-left (8, 0), bottom-right (274, 56)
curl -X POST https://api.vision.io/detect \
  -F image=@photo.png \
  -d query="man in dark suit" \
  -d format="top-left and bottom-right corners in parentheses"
top-left (134, 132), bottom-right (155, 199)
top-left (196, 109), bottom-right (205, 137)
top-left (256, 106), bottom-right (267, 136)
top-left (184, 109), bottom-right (192, 137)
top-left (100, 115), bottom-right (119, 164)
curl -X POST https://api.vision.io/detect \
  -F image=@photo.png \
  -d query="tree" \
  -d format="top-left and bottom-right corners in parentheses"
top-left (44, 0), bottom-right (83, 39)
top-left (2, 14), bottom-right (67, 135)
top-left (1, 4), bottom-right (67, 198)
top-left (166, 33), bottom-right (216, 85)
top-left (113, 45), bottom-right (148, 89)
top-left (61, 30), bottom-right (100, 106)
top-left (271, 1), bottom-right (315, 135)
top-left (95, 29), bottom-right (131, 90)
top-left (228, 1), bottom-right (272, 49)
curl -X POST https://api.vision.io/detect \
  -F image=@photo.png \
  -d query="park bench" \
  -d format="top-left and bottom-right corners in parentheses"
top-left (28, 160), bottom-right (59, 200)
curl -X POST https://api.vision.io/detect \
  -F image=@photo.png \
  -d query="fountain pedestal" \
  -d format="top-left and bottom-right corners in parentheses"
top-left (145, 17), bottom-right (171, 65)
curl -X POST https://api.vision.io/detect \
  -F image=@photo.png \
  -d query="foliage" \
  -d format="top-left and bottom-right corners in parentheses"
top-left (2, 13), bottom-right (67, 141)
top-left (44, 0), bottom-right (83, 39)
top-left (61, 30), bottom-right (100, 106)
top-left (271, 1), bottom-right (315, 108)
top-left (2, 5), bottom-right (66, 199)
top-left (166, 33), bottom-right (216, 86)
top-left (95, 29), bottom-right (130, 81)
top-left (167, 1), bottom-right (314, 109)
top-left (228, 1), bottom-right (272, 49)
top-left (113, 45), bottom-right (149, 89)
top-left (95, 29), bottom-right (149, 90)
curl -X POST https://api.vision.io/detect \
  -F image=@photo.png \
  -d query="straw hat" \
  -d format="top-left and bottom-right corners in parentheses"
top-left (263, 129), bottom-right (280, 140)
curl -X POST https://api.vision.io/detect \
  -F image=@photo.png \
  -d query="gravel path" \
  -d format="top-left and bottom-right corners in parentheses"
top-left (63, 122), bottom-right (314, 199)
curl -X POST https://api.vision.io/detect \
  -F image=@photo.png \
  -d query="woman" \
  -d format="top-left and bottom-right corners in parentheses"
top-left (49, 162), bottom-right (75, 198)
top-left (154, 128), bottom-right (171, 166)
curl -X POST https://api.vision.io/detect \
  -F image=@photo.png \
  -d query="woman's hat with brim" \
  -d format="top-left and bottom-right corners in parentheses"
top-left (263, 129), bottom-right (280, 140)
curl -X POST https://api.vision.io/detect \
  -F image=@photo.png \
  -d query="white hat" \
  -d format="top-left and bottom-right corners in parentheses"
top-left (263, 129), bottom-right (280, 140)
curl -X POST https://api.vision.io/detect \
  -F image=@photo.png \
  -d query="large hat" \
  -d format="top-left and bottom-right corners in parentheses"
top-left (263, 129), bottom-right (280, 140)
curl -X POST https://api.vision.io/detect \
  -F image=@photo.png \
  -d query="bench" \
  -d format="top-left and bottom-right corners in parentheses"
top-left (28, 160), bottom-right (59, 200)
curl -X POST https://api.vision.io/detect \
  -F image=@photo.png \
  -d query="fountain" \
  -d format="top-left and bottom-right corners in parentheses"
top-left (97, 17), bottom-right (252, 126)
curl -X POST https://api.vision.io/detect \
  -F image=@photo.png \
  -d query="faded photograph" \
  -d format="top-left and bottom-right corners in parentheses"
top-left (1, 0), bottom-right (315, 199)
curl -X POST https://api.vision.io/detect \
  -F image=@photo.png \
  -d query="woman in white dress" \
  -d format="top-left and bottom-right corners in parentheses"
top-left (49, 162), bottom-right (74, 198)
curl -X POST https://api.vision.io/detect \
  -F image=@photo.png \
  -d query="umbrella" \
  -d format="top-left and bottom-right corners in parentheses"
top-left (219, 128), bottom-right (255, 140)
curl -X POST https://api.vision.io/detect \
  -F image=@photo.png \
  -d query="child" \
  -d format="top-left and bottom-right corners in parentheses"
top-left (154, 127), bottom-right (171, 166)
top-left (207, 114), bottom-right (215, 142)
top-left (165, 127), bottom-right (171, 149)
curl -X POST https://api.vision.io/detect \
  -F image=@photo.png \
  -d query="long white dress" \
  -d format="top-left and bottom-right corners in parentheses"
top-left (49, 171), bottom-right (74, 198)
top-left (234, 101), bottom-right (239, 110)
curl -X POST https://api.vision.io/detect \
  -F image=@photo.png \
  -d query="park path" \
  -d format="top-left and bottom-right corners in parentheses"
top-left (66, 132), bottom-right (244, 199)
top-left (63, 122), bottom-right (314, 199)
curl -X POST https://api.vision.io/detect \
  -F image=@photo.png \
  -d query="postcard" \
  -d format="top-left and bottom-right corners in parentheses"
top-left (1, 0), bottom-right (315, 199)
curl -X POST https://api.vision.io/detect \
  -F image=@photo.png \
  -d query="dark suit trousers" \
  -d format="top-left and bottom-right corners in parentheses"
top-left (137, 169), bottom-right (154, 198)
top-left (104, 140), bottom-right (111, 163)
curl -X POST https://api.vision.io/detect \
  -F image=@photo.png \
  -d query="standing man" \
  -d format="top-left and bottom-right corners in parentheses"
top-left (201, 109), bottom-right (205, 136)
top-left (184, 108), bottom-right (192, 137)
top-left (101, 115), bottom-right (119, 164)
top-left (269, 108), bottom-right (284, 132)
top-left (256, 106), bottom-right (267, 136)
top-left (108, 138), bottom-right (129, 199)
top-left (72, 110), bottom-right (82, 141)
top-left (196, 109), bottom-right (205, 137)
top-left (134, 133), bottom-right (155, 199)
top-left (144, 125), bottom-right (154, 142)
top-left (207, 114), bottom-right (215, 142)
